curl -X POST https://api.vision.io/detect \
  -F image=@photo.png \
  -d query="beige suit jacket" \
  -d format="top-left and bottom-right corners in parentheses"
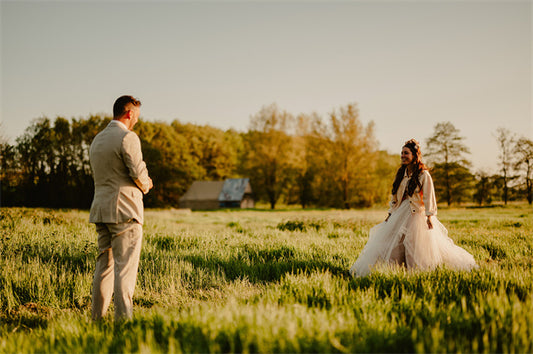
top-left (89, 120), bottom-right (151, 224)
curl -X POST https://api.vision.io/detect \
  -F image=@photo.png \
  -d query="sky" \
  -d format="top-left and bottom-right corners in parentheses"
top-left (1, 0), bottom-right (531, 172)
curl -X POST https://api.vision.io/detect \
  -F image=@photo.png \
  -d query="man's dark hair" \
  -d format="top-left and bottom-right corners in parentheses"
top-left (113, 95), bottom-right (141, 118)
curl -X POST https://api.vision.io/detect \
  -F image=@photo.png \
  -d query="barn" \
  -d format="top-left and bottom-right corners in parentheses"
top-left (179, 178), bottom-right (254, 210)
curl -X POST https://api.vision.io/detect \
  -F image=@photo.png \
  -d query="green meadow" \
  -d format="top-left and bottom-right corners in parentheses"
top-left (0, 205), bottom-right (532, 353)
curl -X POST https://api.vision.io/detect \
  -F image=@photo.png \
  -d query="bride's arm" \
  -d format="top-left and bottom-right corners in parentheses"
top-left (421, 171), bottom-right (437, 229)
top-left (386, 194), bottom-right (395, 221)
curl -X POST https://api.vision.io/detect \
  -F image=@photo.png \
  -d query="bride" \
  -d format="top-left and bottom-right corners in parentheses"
top-left (350, 139), bottom-right (477, 277)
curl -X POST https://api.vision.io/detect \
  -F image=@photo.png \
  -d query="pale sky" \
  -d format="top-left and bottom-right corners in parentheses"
top-left (1, 0), bottom-right (531, 172)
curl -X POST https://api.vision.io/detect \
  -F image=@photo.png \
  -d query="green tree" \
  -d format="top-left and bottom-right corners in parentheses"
top-left (372, 150), bottom-right (399, 205)
top-left (172, 122), bottom-right (242, 181)
top-left (290, 104), bottom-right (384, 209)
top-left (425, 122), bottom-right (473, 206)
top-left (16, 118), bottom-right (55, 206)
top-left (514, 137), bottom-right (533, 204)
top-left (135, 121), bottom-right (199, 207)
top-left (242, 104), bottom-right (296, 209)
top-left (0, 141), bottom-right (19, 205)
top-left (51, 117), bottom-right (75, 207)
top-left (290, 113), bottom-right (323, 208)
top-left (0, 123), bottom-right (21, 205)
top-left (473, 170), bottom-right (498, 206)
top-left (326, 103), bottom-right (377, 208)
top-left (494, 127), bottom-right (516, 205)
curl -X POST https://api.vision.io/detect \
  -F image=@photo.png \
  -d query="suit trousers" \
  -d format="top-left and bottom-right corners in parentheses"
top-left (91, 221), bottom-right (143, 321)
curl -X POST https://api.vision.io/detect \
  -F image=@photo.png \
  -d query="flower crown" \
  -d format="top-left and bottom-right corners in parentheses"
top-left (404, 138), bottom-right (420, 152)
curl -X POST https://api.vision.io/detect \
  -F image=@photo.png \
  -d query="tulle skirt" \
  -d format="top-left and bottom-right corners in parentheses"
top-left (349, 200), bottom-right (477, 277)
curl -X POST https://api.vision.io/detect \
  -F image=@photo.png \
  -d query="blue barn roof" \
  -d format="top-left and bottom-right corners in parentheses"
top-left (218, 178), bottom-right (252, 202)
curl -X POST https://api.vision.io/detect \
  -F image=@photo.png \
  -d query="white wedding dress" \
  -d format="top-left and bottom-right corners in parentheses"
top-left (350, 172), bottom-right (477, 277)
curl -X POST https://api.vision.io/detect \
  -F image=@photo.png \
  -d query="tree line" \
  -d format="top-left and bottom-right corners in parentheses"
top-left (1, 103), bottom-right (531, 209)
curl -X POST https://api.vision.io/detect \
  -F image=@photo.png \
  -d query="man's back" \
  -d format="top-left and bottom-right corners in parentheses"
top-left (89, 121), bottom-right (147, 224)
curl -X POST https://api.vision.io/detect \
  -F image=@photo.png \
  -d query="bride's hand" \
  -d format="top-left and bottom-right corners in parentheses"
top-left (427, 216), bottom-right (433, 229)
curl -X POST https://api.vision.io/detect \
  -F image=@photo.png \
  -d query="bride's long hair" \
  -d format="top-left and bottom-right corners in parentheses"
top-left (391, 139), bottom-right (428, 197)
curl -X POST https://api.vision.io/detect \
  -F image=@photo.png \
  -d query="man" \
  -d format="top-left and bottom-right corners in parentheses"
top-left (89, 95), bottom-right (153, 320)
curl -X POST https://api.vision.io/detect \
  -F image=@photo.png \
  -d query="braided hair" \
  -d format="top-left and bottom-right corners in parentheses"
top-left (391, 139), bottom-right (428, 197)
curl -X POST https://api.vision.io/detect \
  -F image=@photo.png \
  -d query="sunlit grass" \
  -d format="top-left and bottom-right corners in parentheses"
top-left (1, 205), bottom-right (532, 352)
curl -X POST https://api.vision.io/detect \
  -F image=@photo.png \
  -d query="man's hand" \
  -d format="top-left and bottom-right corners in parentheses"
top-left (148, 177), bottom-right (154, 190)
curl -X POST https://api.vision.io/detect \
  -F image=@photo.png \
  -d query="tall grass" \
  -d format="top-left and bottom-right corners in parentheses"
top-left (0, 205), bottom-right (532, 353)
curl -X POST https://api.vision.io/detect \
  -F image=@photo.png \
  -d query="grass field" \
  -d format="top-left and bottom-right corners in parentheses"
top-left (0, 204), bottom-right (532, 353)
